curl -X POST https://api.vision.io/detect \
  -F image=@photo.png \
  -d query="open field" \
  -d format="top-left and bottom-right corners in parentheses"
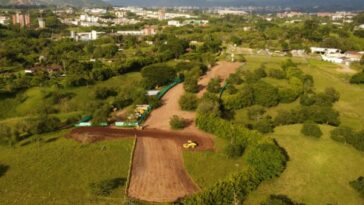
top-left (0, 130), bottom-right (134, 205)
top-left (245, 125), bottom-right (364, 205)
top-left (128, 137), bottom-right (199, 203)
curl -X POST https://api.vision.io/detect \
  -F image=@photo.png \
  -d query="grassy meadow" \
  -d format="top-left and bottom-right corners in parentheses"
top-left (0, 130), bottom-right (134, 205)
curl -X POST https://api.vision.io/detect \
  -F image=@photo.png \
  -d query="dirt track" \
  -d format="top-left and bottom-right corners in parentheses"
top-left (128, 137), bottom-right (199, 202)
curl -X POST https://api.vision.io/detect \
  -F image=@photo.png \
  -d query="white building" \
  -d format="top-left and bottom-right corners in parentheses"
top-left (168, 20), bottom-right (183, 27)
top-left (38, 18), bottom-right (45, 28)
top-left (359, 24), bottom-right (364, 29)
top-left (71, 30), bottom-right (105, 41)
top-left (117, 26), bottom-right (157, 36)
top-left (310, 47), bottom-right (341, 54)
top-left (0, 16), bottom-right (8, 25)
top-left (217, 9), bottom-right (247, 16)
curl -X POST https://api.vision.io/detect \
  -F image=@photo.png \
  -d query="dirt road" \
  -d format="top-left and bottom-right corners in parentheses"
top-left (127, 137), bottom-right (199, 202)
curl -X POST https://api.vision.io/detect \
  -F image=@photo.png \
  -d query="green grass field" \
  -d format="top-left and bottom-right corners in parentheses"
top-left (245, 125), bottom-right (364, 205)
top-left (0, 130), bottom-right (134, 205)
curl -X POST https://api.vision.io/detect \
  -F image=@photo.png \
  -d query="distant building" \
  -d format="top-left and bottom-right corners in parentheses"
top-left (12, 12), bottom-right (30, 28)
top-left (70, 30), bottom-right (105, 41)
top-left (217, 9), bottom-right (247, 16)
top-left (310, 47), bottom-right (341, 54)
top-left (158, 9), bottom-right (166, 20)
top-left (117, 26), bottom-right (157, 36)
top-left (38, 18), bottom-right (45, 29)
top-left (168, 20), bottom-right (183, 27)
top-left (344, 51), bottom-right (363, 62)
top-left (0, 16), bottom-right (8, 25)
top-left (359, 24), bottom-right (364, 29)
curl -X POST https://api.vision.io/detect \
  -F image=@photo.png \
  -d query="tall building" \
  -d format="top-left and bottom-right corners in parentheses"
top-left (158, 9), bottom-right (166, 20)
top-left (12, 12), bottom-right (30, 28)
top-left (38, 18), bottom-right (45, 29)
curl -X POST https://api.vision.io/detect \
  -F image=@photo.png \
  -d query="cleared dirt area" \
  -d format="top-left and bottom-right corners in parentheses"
top-left (128, 137), bottom-right (199, 202)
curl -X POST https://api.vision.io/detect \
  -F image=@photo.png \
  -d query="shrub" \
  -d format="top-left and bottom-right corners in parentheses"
top-left (169, 115), bottom-right (187, 130)
top-left (179, 93), bottom-right (198, 111)
top-left (253, 81), bottom-right (279, 107)
top-left (350, 176), bottom-right (364, 198)
top-left (268, 68), bottom-right (286, 79)
top-left (347, 130), bottom-right (364, 151)
top-left (0, 164), bottom-right (9, 177)
top-left (255, 66), bottom-right (267, 78)
top-left (183, 71), bottom-right (199, 93)
top-left (226, 73), bottom-right (243, 85)
top-left (247, 105), bottom-right (266, 121)
top-left (330, 126), bottom-right (354, 143)
top-left (223, 86), bottom-right (254, 110)
top-left (141, 64), bottom-right (176, 88)
top-left (324, 87), bottom-right (340, 103)
top-left (247, 143), bottom-right (287, 180)
top-left (89, 178), bottom-right (125, 196)
top-left (207, 77), bottom-right (221, 93)
top-left (254, 118), bottom-right (274, 134)
top-left (224, 144), bottom-right (245, 158)
top-left (279, 88), bottom-right (300, 103)
top-left (262, 195), bottom-right (303, 205)
top-left (301, 122), bottom-right (322, 138)
top-left (350, 72), bottom-right (364, 84)
top-left (300, 92), bottom-right (316, 106)
top-left (94, 87), bottom-right (117, 100)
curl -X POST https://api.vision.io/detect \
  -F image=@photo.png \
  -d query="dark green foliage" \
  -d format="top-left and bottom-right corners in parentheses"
top-left (92, 105), bottom-right (110, 125)
top-left (0, 164), bottom-right (9, 178)
top-left (169, 115), bottom-right (187, 130)
top-left (330, 126), bottom-right (354, 143)
top-left (141, 64), bottom-right (176, 88)
top-left (253, 81), bottom-right (279, 107)
top-left (247, 143), bottom-right (287, 180)
top-left (207, 77), bottom-right (221, 93)
top-left (247, 105), bottom-right (266, 121)
top-left (254, 117), bottom-right (274, 134)
top-left (94, 87), bottom-right (117, 100)
top-left (301, 122), bottom-right (322, 138)
top-left (350, 177), bottom-right (364, 198)
top-left (224, 144), bottom-right (245, 158)
top-left (262, 195), bottom-right (304, 205)
top-left (279, 88), bottom-right (300, 103)
top-left (274, 106), bottom-right (340, 126)
top-left (268, 68), bottom-right (286, 79)
top-left (183, 71), bottom-right (199, 93)
top-left (346, 130), bottom-right (364, 151)
top-left (350, 72), bottom-right (364, 84)
top-left (179, 93), bottom-right (198, 111)
top-left (226, 73), bottom-right (243, 85)
top-left (255, 66), bottom-right (267, 79)
top-left (26, 115), bottom-right (61, 135)
top-left (300, 92), bottom-right (316, 106)
top-left (197, 94), bottom-right (221, 117)
top-left (89, 178), bottom-right (125, 196)
top-left (223, 86), bottom-right (254, 110)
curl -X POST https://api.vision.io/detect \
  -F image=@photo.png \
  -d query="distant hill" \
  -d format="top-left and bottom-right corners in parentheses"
top-left (107, 0), bottom-right (364, 11)
top-left (0, 0), bottom-right (106, 7)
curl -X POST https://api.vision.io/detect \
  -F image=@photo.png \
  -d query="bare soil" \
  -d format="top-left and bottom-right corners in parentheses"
top-left (127, 137), bottom-right (200, 203)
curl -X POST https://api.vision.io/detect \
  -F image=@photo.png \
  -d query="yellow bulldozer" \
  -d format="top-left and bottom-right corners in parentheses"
top-left (183, 140), bottom-right (198, 149)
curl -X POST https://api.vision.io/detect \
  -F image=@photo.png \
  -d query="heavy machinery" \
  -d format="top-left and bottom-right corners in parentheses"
top-left (183, 140), bottom-right (198, 149)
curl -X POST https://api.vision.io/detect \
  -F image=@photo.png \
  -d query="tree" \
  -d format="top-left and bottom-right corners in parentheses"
top-left (247, 143), bottom-right (287, 180)
top-left (184, 71), bottom-right (199, 93)
top-left (169, 115), bottom-right (187, 130)
top-left (254, 117), bottom-right (274, 134)
top-left (248, 105), bottom-right (266, 121)
top-left (301, 122), bottom-right (322, 138)
top-left (223, 86), bottom-right (254, 110)
top-left (330, 126), bottom-right (354, 143)
top-left (141, 64), bottom-right (176, 88)
top-left (350, 176), bottom-right (364, 198)
top-left (92, 105), bottom-right (110, 125)
top-left (253, 81), bottom-right (279, 107)
top-left (179, 93), bottom-right (198, 111)
top-left (224, 143), bottom-right (244, 158)
top-left (262, 195), bottom-right (303, 205)
top-left (207, 77), bottom-right (221, 93)
top-left (350, 72), bottom-right (364, 84)
top-left (94, 87), bottom-right (118, 100)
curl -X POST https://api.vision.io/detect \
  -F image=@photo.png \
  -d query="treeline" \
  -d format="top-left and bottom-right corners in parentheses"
top-left (330, 126), bottom-right (364, 152)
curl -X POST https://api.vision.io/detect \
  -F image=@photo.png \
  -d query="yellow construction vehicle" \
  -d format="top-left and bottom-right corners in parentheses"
top-left (183, 140), bottom-right (198, 149)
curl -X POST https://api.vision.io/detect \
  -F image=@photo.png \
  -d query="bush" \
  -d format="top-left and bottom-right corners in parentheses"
top-left (179, 93), bottom-right (198, 111)
top-left (207, 77), bottom-right (221, 93)
top-left (169, 115), bottom-right (187, 130)
top-left (346, 130), bottom-right (364, 151)
top-left (300, 92), bottom-right (316, 106)
top-left (226, 73), bottom-right (243, 85)
top-left (247, 105), bottom-right (266, 121)
top-left (279, 88), bottom-right (300, 103)
top-left (89, 178), bottom-right (125, 196)
top-left (301, 122), bottom-right (322, 138)
top-left (262, 195), bottom-right (303, 205)
top-left (254, 117), bottom-right (274, 134)
top-left (350, 72), bottom-right (364, 84)
top-left (253, 81), bottom-right (279, 107)
top-left (224, 144), bottom-right (245, 158)
top-left (330, 126), bottom-right (354, 143)
top-left (183, 71), bottom-right (199, 93)
top-left (268, 68), bottom-right (286, 79)
top-left (247, 143), bottom-right (287, 180)
top-left (94, 87), bottom-right (117, 100)
top-left (223, 86), bottom-right (254, 110)
top-left (141, 64), bottom-right (176, 88)
top-left (350, 176), bottom-right (364, 198)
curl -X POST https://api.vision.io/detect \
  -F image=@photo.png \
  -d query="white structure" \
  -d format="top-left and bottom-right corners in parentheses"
top-left (310, 47), bottom-right (341, 54)
top-left (217, 9), bottom-right (247, 16)
top-left (117, 26), bottom-right (157, 36)
top-left (359, 24), bottom-right (364, 29)
top-left (168, 20), bottom-right (183, 27)
top-left (38, 18), bottom-right (45, 28)
top-left (0, 16), bottom-right (8, 25)
top-left (71, 30), bottom-right (105, 41)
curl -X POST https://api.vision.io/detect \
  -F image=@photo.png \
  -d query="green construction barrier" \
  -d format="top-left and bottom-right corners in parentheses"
top-left (156, 78), bottom-right (182, 100)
